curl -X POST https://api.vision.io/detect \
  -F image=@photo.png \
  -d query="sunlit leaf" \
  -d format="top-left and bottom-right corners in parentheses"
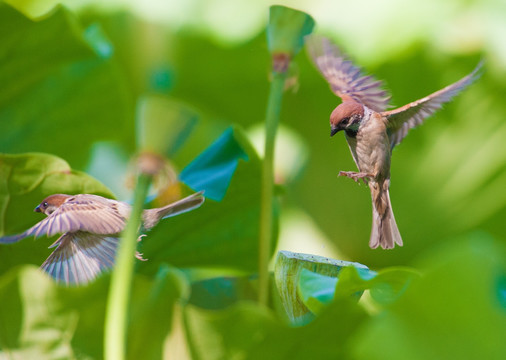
top-left (4, 0), bottom-right (60, 18)
top-left (0, 265), bottom-right (185, 359)
top-left (0, 266), bottom-right (75, 360)
top-left (0, 4), bottom-right (132, 169)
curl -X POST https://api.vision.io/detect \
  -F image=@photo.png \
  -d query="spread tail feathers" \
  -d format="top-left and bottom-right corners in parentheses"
top-left (369, 181), bottom-right (402, 249)
top-left (143, 191), bottom-right (205, 230)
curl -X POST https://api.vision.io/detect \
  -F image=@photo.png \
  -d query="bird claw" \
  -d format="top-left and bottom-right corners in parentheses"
top-left (338, 171), bottom-right (372, 185)
top-left (136, 235), bottom-right (148, 261)
top-left (136, 251), bottom-right (148, 261)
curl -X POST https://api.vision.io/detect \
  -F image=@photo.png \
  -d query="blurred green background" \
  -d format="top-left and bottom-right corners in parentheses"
top-left (2, 0), bottom-right (504, 268)
top-left (1, 1), bottom-right (505, 359)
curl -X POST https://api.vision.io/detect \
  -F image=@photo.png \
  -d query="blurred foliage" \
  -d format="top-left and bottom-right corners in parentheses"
top-left (353, 234), bottom-right (506, 360)
top-left (0, 3), bottom-right (133, 169)
top-left (0, 0), bottom-right (505, 359)
top-left (141, 126), bottom-right (273, 274)
top-left (0, 264), bottom-right (185, 359)
top-left (274, 250), bottom-right (369, 325)
top-left (183, 297), bottom-right (367, 360)
top-left (180, 127), bottom-right (249, 202)
top-left (297, 265), bottom-right (419, 315)
top-left (136, 96), bottom-right (198, 157)
top-left (72, 2), bottom-right (505, 266)
top-left (182, 234), bottom-right (506, 360)
top-left (267, 4), bottom-right (315, 56)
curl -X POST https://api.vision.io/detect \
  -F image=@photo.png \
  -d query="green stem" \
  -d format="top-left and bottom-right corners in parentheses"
top-left (104, 173), bottom-right (152, 360)
top-left (258, 69), bottom-right (287, 306)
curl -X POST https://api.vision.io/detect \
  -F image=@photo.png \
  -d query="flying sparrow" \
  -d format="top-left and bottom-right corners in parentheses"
top-left (0, 192), bottom-right (205, 284)
top-left (308, 36), bottom-right (481, 249)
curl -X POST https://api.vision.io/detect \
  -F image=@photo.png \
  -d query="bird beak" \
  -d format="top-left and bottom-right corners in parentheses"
top-left (330, 125), bottom-right (339, 137)
top-left (34, 205), bottom-right (41, 213)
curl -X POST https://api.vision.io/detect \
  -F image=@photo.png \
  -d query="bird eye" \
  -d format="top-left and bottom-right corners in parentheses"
top-left (341, 117), bottom-right (350, 125)
top-left (43, 202), bottom-right (48, 207)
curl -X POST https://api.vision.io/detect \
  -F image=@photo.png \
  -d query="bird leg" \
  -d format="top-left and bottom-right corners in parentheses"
top-left (338, 171), bottom-right (373, 184)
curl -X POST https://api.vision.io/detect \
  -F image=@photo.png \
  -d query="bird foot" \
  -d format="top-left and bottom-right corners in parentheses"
top-left (338, 171), bottom-right (372, 184)
top-left (135, 251), bottom-right (148, 261)
top-left (136, 235), bottom-right (148, 261)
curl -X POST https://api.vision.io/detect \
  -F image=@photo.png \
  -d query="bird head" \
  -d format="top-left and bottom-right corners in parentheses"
top-left (330, 100), bottom-right (364, 137)
top-left (34, 194), bottom-right (71, 215)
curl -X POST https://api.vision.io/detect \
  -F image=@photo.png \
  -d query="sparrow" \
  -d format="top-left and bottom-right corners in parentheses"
top-left (0, 191), bottom-right (205, 284)
top-left (308, 35), bottom-right (481, 249)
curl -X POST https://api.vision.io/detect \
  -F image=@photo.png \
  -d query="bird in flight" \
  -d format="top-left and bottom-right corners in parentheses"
top-left (308, 35), bottom-right (481, 249)
top-left (0, 192), bottom-right (204, 284)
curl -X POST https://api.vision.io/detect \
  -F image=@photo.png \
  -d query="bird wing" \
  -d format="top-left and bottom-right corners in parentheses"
top-left (307, 35), bottom-right (390, 112)
top-left (41, 232), bottom-right (118, 285)
top-left (0, 195), bottom-right (128, 243)
top-left (384, 62), bottom-right (482, 150)
top-left (344, 135), bottom-right (361, 171)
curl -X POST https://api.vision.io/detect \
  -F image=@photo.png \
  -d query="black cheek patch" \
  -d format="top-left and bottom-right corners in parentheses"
top-left (345, 129), bottom-right (358, 138)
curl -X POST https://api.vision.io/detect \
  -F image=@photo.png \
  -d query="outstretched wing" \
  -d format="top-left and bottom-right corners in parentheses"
top-left (0, 195), bottom-right (128, 243)
top-left (384, 62), bottom-right (483, 149)
top-left (41, 232), bottom-right (118, 285)
top-left (307, 35), bottom-right (390, 112)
